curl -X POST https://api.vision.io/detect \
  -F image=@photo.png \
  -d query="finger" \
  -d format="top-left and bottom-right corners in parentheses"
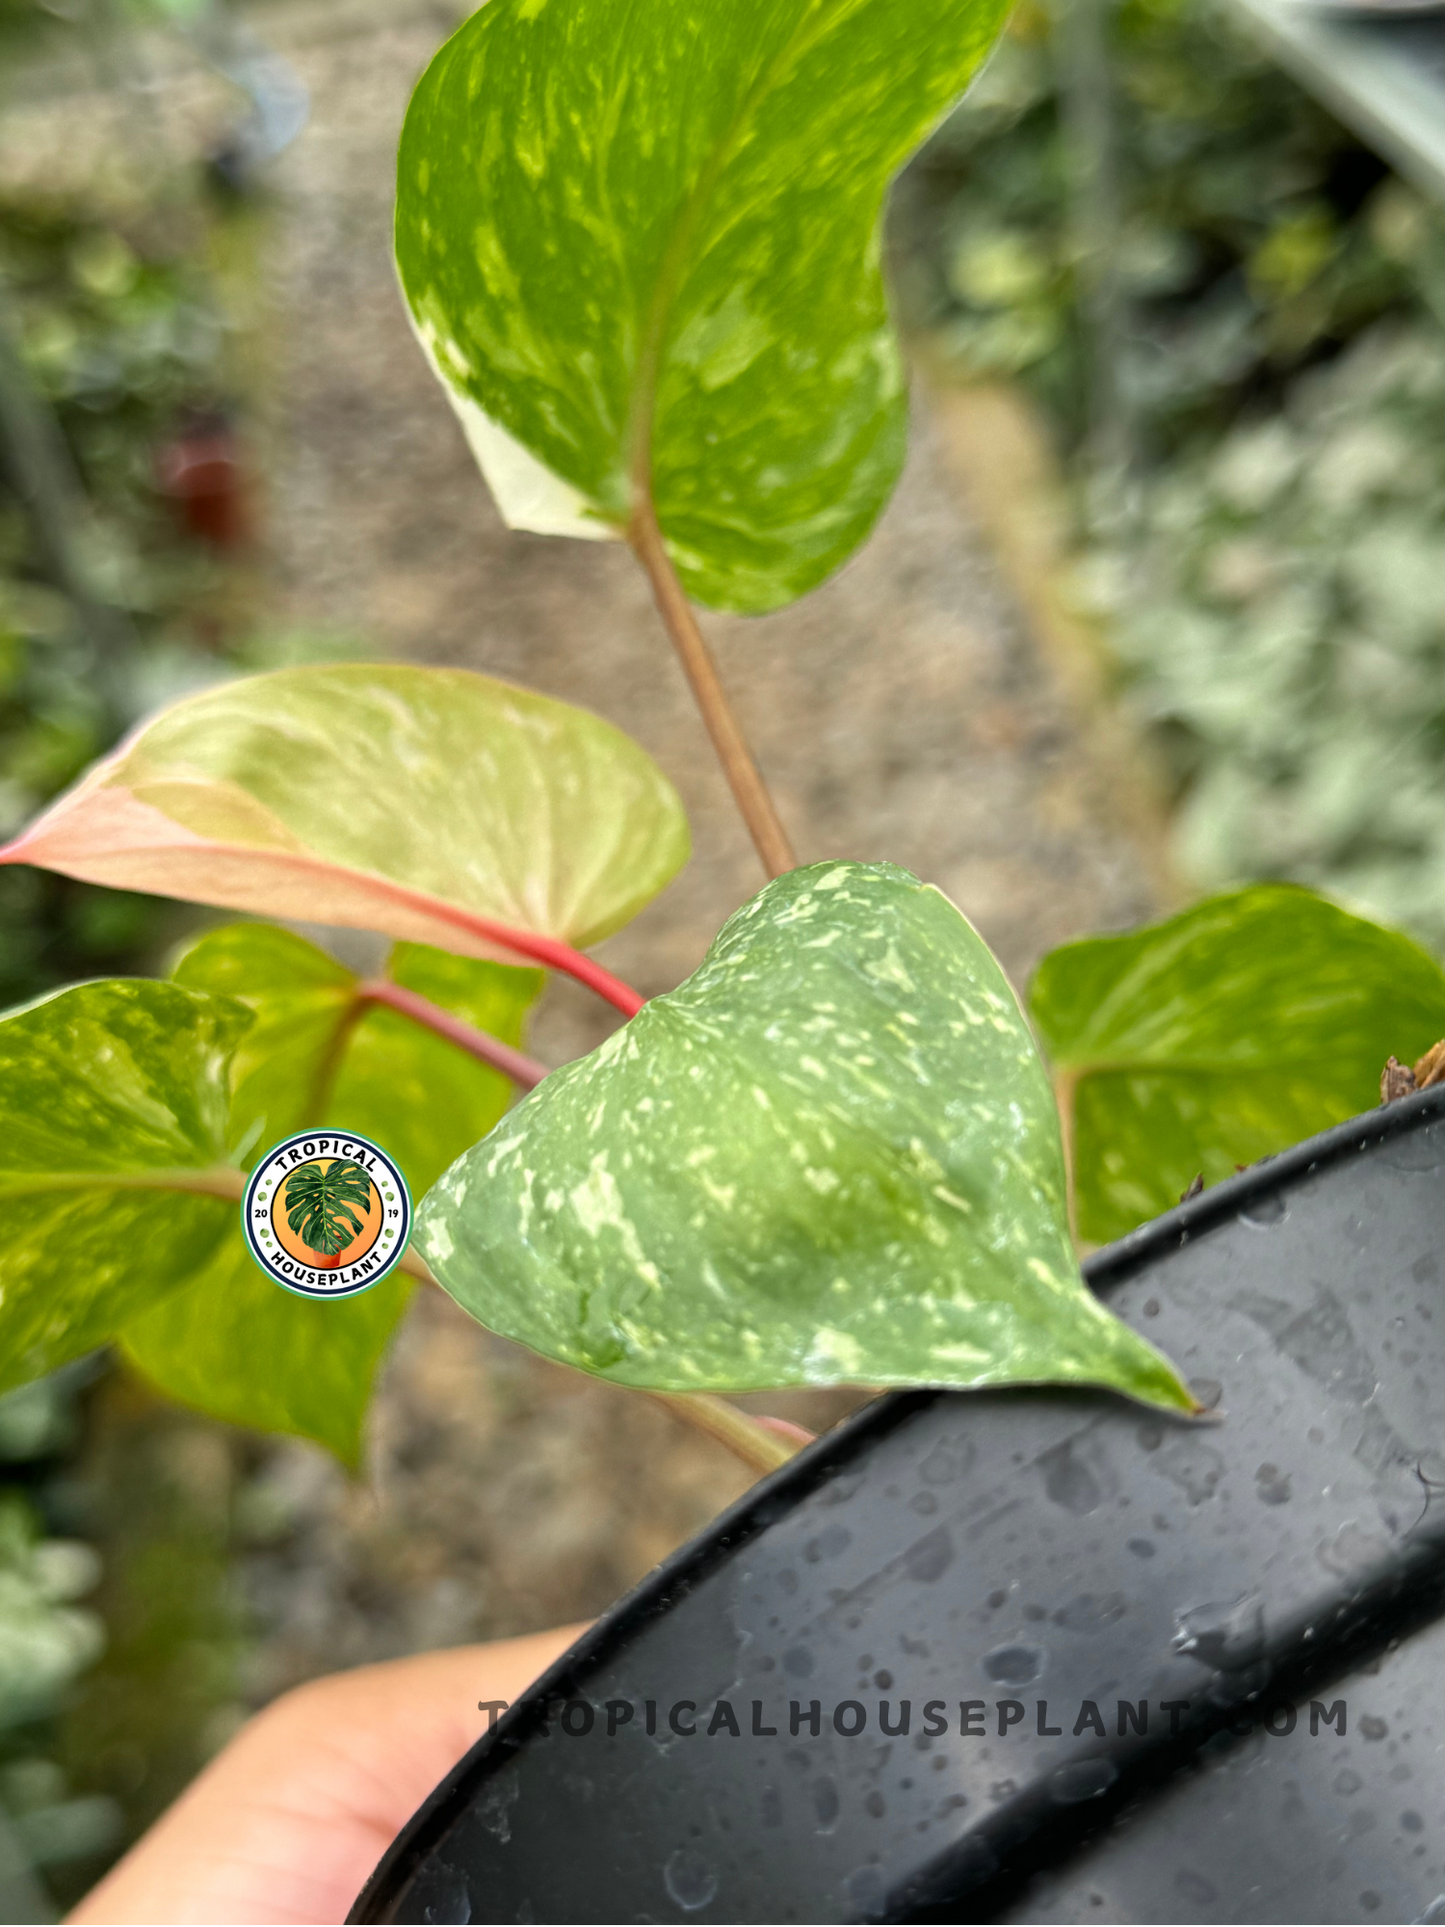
top-left (68, 1622), bottom-right (586, 1927)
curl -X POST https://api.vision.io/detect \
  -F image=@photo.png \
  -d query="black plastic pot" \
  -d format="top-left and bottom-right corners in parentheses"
top-left (352, 1087), bottom-right (1445, 1926)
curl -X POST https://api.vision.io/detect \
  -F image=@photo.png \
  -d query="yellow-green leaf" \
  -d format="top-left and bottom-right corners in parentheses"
top-left (1029, 885), bottom-right (1445, 1242)
top-left (170, 921), bottom-right (544, 1197)
top-left (121, 1242), bottom-right (410, 1471)
top-left (2, 665), bottom-right (689, 966)
top-left (0, 980), bottom-right (250, 1390)
top-left (122, 922), bottom-right (544, 1459)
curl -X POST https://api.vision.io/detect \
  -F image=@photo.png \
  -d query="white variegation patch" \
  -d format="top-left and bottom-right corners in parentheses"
top-left (405, 307), bottom-right (617, 543)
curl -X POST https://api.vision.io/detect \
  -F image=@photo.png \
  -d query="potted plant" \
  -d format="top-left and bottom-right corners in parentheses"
top-left (1, 0), bottom-right (1443, 1917)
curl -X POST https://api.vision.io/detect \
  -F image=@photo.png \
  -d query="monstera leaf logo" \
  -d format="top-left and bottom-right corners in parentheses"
top-left (283, 1159), bottom-right (373, 1268)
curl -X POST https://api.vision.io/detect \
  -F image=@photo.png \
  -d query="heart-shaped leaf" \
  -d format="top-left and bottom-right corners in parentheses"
top-left (1029, 885), bottom-right (1445, 1243)
top-left (0, 979), bottom-right (249, 1391)
top-left (395, 0), bottom-right (1012, 614)
top-left (1, 665), bottom-right (689, 970)
top-left (418, 863), bottom-right (1192, 1410)
top-left (122, 923), bottom-right (542, 1460)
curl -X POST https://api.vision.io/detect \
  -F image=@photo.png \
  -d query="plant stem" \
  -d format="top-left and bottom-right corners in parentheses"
top-left (448, 923), bottom-right (646, 1019)
top-left (629, 497), bottom-right (797, 881)
top-left (647, 1390), bottom-right (801, 1475)
top-left (1054, 1067), bottom-right (1080, 1245)
top-left (393, 1248), bottom-right (801, 1476)
top-left (358, 979), bottom-right (549, 1089)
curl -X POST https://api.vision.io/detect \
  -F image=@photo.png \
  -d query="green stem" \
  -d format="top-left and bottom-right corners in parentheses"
top-left (1054, 1066), bottom-right (1080, 1246)
top-left (629, 497), bottom-right (797, 881)
top-left (646, 1390), bottom-right (802, 1475)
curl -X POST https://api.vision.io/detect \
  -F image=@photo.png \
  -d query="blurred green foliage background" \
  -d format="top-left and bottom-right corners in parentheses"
top-left (896, 0), bottom-right (1445, 943)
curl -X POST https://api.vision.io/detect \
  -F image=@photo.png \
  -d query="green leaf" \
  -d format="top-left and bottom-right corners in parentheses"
top-left (418, 862), bottom-right (1192, 1410)
top-left (122, 922), bottom-right (544, 1458)
top-left (171, 922), bottom-right (544, 1197)
top-left (2, 665), bottom-right (689, 962)
top-left (395, 0), bottom-right (1012, 614)
top-left (1029, 884), bottom-right (1445, 1244)
top-left (0, 980), bottom-right (250, 1390)
top-left (120, 1243), bottom-right (410, 1471)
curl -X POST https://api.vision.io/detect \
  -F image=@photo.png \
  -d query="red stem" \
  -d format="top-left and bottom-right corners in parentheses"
top-left (358, 979), bottom-right (550, 1090)
top-left (0, 841), bottom-right (646, 1020)
top-left (452, 922), bottom-right (646, 1018)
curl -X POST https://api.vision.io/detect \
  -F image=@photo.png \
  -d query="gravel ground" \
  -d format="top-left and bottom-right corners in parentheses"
top-left (4, 0), bottom-right (1165, 1700)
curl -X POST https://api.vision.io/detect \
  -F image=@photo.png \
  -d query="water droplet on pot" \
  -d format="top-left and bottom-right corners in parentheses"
top-left (1318, 1522), bottom-right (1390, 1576)
top-left (1038, 1440), bottom-right (1102, 1514)
top-left (1049, 1758), bottom-right (1118, 1803)
top-left (1175, 1870), bottom-right (1217, 1905)
top-left (1239, 1194), bottom-right (1288, 1228)
top-left (1172, 1591), bottom-right (1266, 1669)
top-left (1255, 1462), bottom-right (1292, 1505)
top-left (983, 1642), bottom-right (1044, 1685)
top-left (1052, 1592), bottom-right (1127, 1632)
top-left (664, 1847), bottom-right (718, 1912)
top-left (816, 1471), bottom-right (864, 1507)
top-left (920, 1440), bottom-right (973, 1485)
top-left (812, 1776), bottom-right (840, 1831)
top-left (842, 1866), bottom-right (887, 1920)
top-left (1384, 1127), bottom-right (1445, 1173)
top-left (1205, 1659), bottom-right (1273, 1707)
top-left (1155, 1435), bottom-right (1226, 1505)
top-left (905, 1527), bottom-right (954, 1583)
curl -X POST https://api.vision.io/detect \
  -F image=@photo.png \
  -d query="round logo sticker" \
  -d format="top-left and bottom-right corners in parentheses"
top-left (242, 1133), bottom-right (411, 1299)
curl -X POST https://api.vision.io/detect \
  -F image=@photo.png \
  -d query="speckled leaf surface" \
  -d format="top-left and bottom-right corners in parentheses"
top-left (2, 666), bottom-right (689, 963)
top-left (419, 863), bottom-right (1192, 1408)
top-left (395, 0), bottom-right (1011, 613)
top-left (1030, 885), bottom-right (1445, 1243)
top-left (0, 980), bottom-right (249, 1390)
top-left (123, 922), bottom-right (543, 1459)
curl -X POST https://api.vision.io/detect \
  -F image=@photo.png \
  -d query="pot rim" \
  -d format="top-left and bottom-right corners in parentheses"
top-left (350, 1080), bottom-right (1445, 1922)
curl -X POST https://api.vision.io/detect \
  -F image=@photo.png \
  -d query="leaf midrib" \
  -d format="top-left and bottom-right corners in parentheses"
top-left (623, 0), bottom-right (860, 509)
top-left (0, 1166), bottom-right (247, 1199)
top-left (0, 1166), bottom-right (436, 1281)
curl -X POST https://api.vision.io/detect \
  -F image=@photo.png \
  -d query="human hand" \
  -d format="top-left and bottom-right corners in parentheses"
top-left (67, 1622), bottom-right (585, 1926)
